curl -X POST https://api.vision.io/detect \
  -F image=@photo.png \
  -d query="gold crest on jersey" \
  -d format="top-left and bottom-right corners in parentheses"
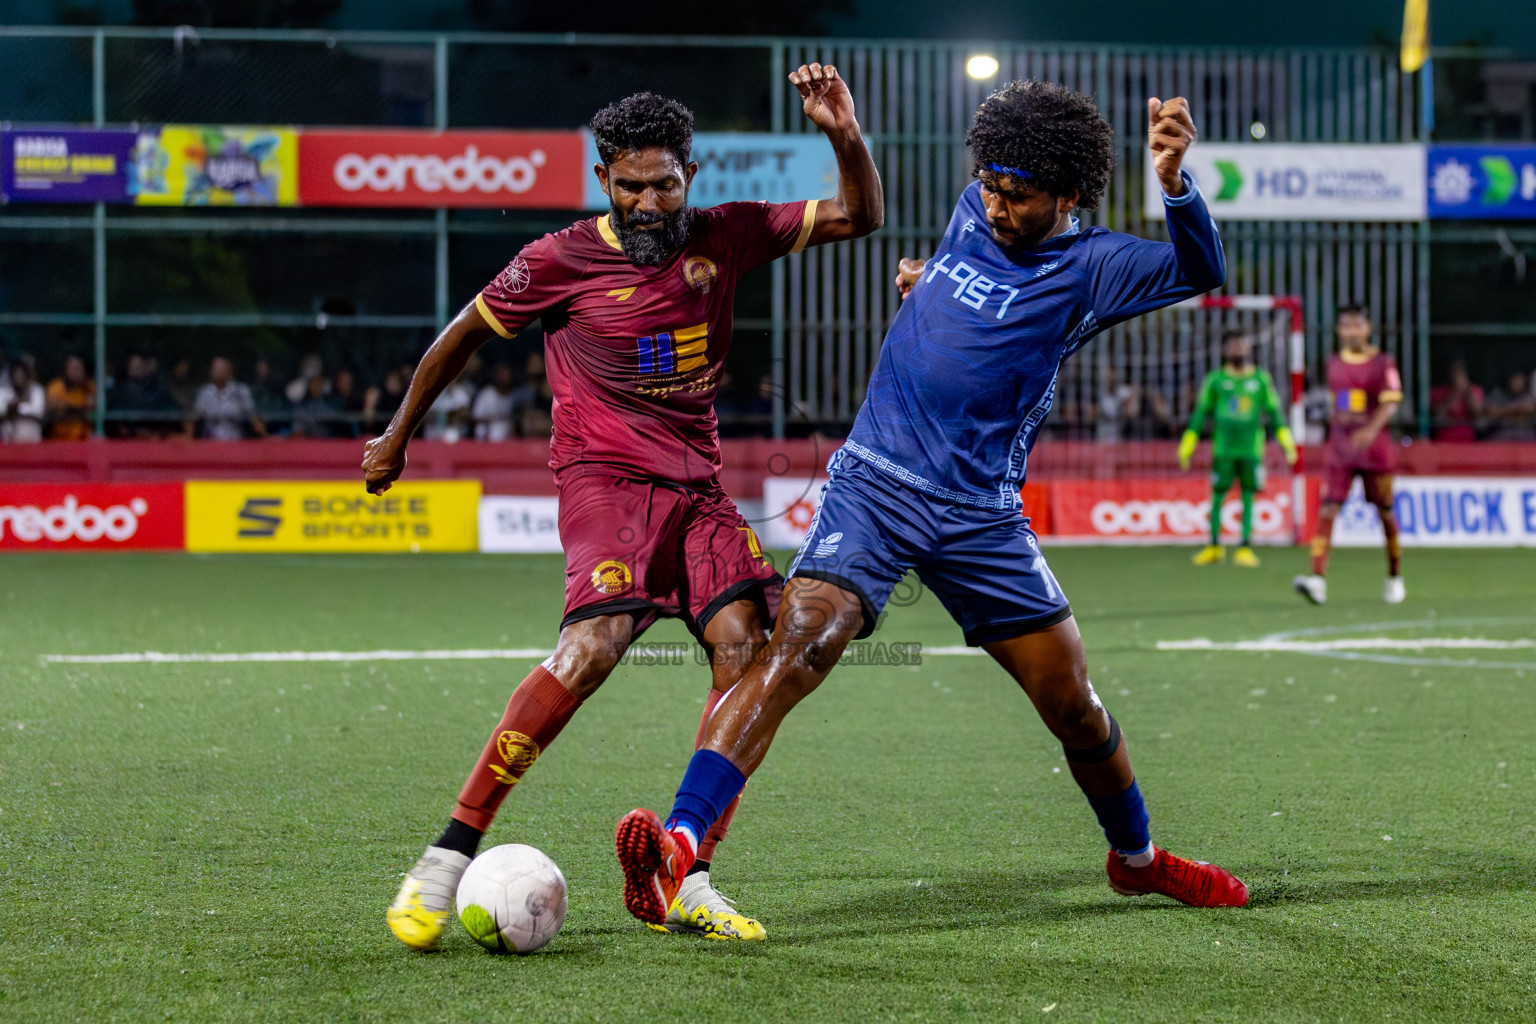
top-left (591, 559), bottom-right (633, 594)
top-left (683, 256), bottom-right (718, 293)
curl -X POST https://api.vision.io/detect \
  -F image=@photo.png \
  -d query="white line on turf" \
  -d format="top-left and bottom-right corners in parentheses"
top-left (1158, 616), bottom-right (1536, 671)
top-left (42, 645), bottom-right (989, 665)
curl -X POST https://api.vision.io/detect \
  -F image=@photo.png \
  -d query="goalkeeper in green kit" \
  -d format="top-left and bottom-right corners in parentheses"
top-left (1179, 331), bottom-right (1298, 566)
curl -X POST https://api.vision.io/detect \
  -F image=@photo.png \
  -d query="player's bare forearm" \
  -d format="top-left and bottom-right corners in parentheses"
top-left (362, 302), bottom-right (497, 493)
top-left (789, 62), bottom-right (884, 245)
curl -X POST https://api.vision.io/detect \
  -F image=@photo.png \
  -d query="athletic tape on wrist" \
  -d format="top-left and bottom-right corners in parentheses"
top-left (1062, 713), bottom-right (1122, 764)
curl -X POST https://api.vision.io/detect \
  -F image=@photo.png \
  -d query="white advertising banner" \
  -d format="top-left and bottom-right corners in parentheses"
top-left (761, 476), bottom-right (829, 550)
top-left (1332, 476), bottom-right (1536, 547)
top-left (1145, 143), bottom-right (1427, 221)
top-left (478, 496), bottom-right (562, 553)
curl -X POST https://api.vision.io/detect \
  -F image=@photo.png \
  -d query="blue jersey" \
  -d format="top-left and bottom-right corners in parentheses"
top-left (842, 173), bottom-right (1226, 510)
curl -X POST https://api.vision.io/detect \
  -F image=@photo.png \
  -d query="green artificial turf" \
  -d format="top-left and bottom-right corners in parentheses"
top-left (1, 547), bottom-right (1533, 1022)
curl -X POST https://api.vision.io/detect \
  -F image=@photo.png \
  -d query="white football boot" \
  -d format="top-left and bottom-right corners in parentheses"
top-left (1292, 574), bottom-right (1327, 605)
top-left (1383, 575), bottom-right (1406, 604)
top-left (387, 846), bottom-right (471, 950)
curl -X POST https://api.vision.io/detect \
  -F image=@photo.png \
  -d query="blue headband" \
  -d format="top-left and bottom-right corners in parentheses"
top-left (987, 162), bottom-right (1033, 180)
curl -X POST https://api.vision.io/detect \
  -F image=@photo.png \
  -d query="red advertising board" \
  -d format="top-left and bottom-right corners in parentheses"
top-left (298, 130), bottom-right (587, 208)
top-left (1050, 477), bottom-right (1300, 543)
top-left (0, 484), bottom-right (185, 551)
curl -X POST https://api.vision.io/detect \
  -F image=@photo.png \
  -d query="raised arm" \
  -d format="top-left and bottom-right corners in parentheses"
top-left (789, 62), bottom-right (883, 246)
top-left (362, 302), bottom-right (500, 494)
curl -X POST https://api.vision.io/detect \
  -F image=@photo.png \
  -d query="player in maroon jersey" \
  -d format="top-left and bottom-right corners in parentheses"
top-left (1293, 303), bottom-right (1405, 605)
top-left (367, 66), bottom-right (882, 948)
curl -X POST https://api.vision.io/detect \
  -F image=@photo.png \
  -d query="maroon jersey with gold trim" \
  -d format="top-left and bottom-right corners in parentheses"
top-left (1325, 348), bottom-right (1403, 472)
top-left (476, 200), bottom-right (817, 486)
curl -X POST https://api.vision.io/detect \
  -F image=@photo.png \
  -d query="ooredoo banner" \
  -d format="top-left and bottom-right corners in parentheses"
top-left (1050, 477), bottom-right (1298, 543)
top-left (0, 484), bottom-right (184, 550)
top-left (184, 480), bottom-right (480, 552)
top-left (298, 130), bottom-right (586, 208)
top-left (1332, 476), bottom-right (1536, 547)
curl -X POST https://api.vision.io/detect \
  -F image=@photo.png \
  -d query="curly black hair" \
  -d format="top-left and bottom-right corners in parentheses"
top-left (590, 92), bottom-right (694, 168)
top-left (964, 80), bottom-right (1114, 211)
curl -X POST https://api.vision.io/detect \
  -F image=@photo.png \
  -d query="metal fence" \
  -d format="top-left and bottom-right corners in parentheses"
top-left (2, 26), bottom-right (1529, 441)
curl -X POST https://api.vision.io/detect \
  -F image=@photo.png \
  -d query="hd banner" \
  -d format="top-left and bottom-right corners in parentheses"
top-left (1, 129), bottom-right (136, 203)
top-left (1332, 476), bottom-right (1536, 547)
top-left (184, 481), bottom-right (480, 553)
top-left (1427, 146), bottom-right (1536, 220)
top-left (1145, 143), bottom-right (1427, 221)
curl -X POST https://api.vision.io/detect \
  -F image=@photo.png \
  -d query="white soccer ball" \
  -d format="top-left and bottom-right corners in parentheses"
top-left (456, 843), bottom-right (568, 954)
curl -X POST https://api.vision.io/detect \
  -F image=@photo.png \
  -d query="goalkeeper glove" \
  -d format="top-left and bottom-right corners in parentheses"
top-left (1277, 427), bottom-right (1299, 466)
top-left (1177, 430), bottom-right (1198, 470)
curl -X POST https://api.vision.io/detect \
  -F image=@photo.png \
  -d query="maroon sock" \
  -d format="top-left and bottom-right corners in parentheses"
top-left (452, 665), bottom-right (580, 832)
top-left (1310, 511), bottom-right (1336, 576)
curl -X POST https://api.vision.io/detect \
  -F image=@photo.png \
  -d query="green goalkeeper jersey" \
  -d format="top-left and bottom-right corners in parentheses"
top-left (1187, 366), bottom-right (1285, 461)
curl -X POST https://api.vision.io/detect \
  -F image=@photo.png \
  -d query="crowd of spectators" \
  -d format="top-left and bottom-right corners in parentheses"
top-left (0, 350), bottom-right (559, 443)
top-left (7, 347), bottom-right (1535, 445)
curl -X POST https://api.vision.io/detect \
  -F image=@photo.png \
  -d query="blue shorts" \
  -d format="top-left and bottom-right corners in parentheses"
top-left (787, 453), bottom-right (1072, 646)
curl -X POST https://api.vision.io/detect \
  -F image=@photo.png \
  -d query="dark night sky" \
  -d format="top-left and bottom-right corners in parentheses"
top-left (6, 0), bottom-right (1534, 52)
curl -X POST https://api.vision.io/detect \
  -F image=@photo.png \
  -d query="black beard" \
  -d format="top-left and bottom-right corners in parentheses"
top-left (610, 202), bottom-right (691, 267)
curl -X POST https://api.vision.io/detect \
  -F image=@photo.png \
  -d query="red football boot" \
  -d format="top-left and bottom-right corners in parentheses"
top-left (1105, 846), bottom-right (1249, 907)
top-left (615, 808), bottom-right (695, 925)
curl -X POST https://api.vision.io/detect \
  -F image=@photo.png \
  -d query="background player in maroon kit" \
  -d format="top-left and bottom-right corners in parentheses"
top-left (365, 65), bottom-right (882, 947)
top-left (1293, 304), bottom-right (1405, 605)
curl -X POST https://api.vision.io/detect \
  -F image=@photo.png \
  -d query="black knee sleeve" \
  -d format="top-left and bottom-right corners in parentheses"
top-left (1062, 713), bottom-right (1122, 764)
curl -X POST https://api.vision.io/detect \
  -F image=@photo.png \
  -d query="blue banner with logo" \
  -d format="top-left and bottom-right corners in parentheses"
top-left (583, 132), bottom-right (839, 210)
top-left (1427, 145), bottom-right (1536, 219)
top-left (2, 128), bottom-right (136, 203)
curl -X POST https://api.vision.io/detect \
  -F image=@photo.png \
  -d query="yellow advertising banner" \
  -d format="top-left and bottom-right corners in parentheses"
top-left (132, 125), bottom-right (298, 206)
top-left (184, 481), bottom-right (480, 553)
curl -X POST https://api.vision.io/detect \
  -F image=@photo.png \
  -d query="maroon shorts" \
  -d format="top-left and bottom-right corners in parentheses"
top-left (1322, 463), bottom-right (1395, 508)
top-left (556, 472), bottom-right (781, 640)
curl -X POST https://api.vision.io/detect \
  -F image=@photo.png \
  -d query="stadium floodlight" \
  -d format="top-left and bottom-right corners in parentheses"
top-left (1249, 121), bottom-right (1268, 140)
top-left (966, 54), bottom-right (1000, 79)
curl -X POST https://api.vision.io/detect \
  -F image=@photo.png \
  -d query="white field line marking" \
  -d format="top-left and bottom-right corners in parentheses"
top-left (1158, 638), bottom-right (1536, 652)
top-left (42, 645), bottom-right (989, 665)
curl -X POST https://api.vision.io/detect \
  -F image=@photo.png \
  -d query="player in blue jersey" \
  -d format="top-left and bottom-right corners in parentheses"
top-left (616, 81), bottom-right (1249, 928)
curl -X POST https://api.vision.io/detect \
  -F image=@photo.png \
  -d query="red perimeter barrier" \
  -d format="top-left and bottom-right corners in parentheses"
top-left (3, 439), bottom-right (1533, 489)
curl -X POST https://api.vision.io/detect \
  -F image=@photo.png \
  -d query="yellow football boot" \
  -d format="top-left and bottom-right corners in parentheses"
top-left (387, 848), bottom-right (470, 950)
top-left (647, 872), bottom-right (766, 941)
top-left (1191, 545), bottom-right (1225, 566)
top-left (1232, 546), bottom-right (1261, 568)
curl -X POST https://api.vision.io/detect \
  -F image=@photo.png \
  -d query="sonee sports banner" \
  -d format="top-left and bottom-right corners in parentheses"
top-left (184, 481), bottom-right (480, 553)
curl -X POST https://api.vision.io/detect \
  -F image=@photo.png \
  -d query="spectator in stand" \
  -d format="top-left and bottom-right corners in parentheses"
top-left (330, 367), bottom-right (377, 439)
top-left (250, 356), bottom-right (290, 427)
top-left (287, 353), bottom-right (327, 404)
top-left (1429, 358), bottom-right (1484, 442)
top-left (291, 373), bottom-right (343, 438)
top-left (187, 356), bottom-right (265, 440)
top-left (0, 357), bottom-right (46, 443)
top-left (424, 370), bottom-right (475, 442)
top-left (511, 351), bottom-right (554, 439)
top-left (46, 354), bottom-right (96, 440)
top-left (107, 352), bottom-right (177, 438)
top-left (1485, 371), bottom-right (1536, 440)
top-left (374, 366), bottom-right (409, 434)
top-left (1094, 365), bottom-right (1134, 442)
top-left (167, 357), bottom-right (198, 414)
top-left (1124, 382), bottom-right (1176, 439)
top-left (472, 362), bottom-right (518, 442)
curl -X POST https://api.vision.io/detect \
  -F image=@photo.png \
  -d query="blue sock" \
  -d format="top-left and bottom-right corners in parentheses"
top-left (1085, 779), bottom-right (1152, 854)
top-left (665, 750), bottom-right (746, 849)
